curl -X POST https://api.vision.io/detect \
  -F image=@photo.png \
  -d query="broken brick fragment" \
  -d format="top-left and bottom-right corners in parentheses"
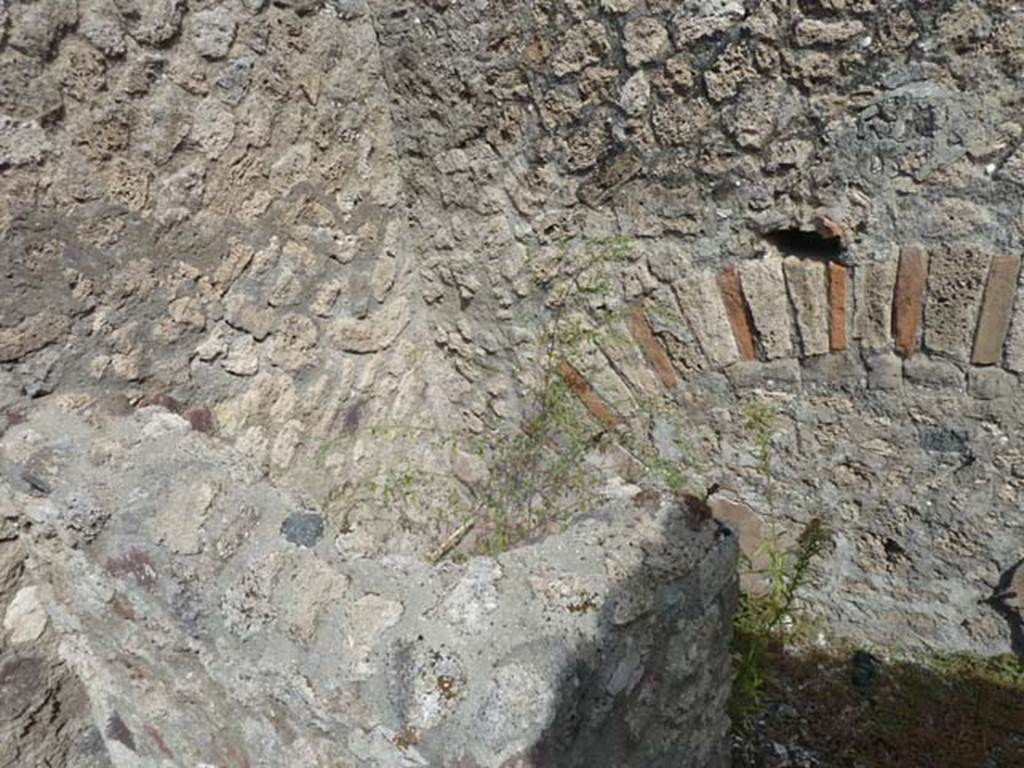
top-left (972, 254), bottom-right (1021, 365)
top-left (557, 359), bottom-right (617, 430)
top-left (828, 262), bottom-right (848, 352)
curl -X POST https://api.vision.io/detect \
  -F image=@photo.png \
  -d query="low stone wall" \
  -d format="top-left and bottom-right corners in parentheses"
top-left (0, 397), bottom-right (737, 767)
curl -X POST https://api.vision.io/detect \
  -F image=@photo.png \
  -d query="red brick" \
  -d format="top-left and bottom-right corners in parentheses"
top-left (892, 244), bottom-right (929, 357)
top-left (557, 359), bottom-right (617, 430)
top-left (972, 255), bottom-right (1021, 365)
top-left (716, 266), bottom-right (757, 361)
top-left (828, 262), bottom-right (848, 352)
top-left (626, 304), bottom-right (679, 389)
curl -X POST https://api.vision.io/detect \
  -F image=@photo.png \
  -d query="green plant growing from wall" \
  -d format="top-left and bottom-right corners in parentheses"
top-left (731, 397), bottom-right (832, 718)
top-left (319, 233), bottom-right (704, 560)
top-left (465, 235), bottom-right (641, 555)
top-left (741, 398), bottom-right (778, 513)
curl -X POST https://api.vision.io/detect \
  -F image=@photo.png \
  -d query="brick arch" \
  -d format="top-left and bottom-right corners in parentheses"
top-left (559, 244), bottom-right (1024, 418)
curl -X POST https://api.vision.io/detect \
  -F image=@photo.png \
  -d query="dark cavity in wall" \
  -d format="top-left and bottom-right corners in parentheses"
top-left (764, 229), bottom-right (844, 261)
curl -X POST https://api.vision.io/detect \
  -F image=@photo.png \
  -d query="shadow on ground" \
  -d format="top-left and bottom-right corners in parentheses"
top-left (730, 637), bottom-right (1024, 768)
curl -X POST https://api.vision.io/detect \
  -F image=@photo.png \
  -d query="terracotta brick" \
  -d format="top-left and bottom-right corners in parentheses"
top-left (892, 244), bottom-right (929, 357)
top-left (828, 262), bottom-right (848, 352)
top-left (557, 359), bottom-right (617, 430)
top-left (971, 255), bottom-right (1021, 365)
top-left (716, 266), bottom-right (757, 361)
top-left (626, 305), bottom-right (679, 388)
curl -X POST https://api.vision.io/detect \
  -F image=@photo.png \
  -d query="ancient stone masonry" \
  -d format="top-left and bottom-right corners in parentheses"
top-left (3, 0), bottom-right (1024, 761)
top-left (0, 400), bottom-right (736, 766)
top-left (366, 0), bottom-right (1024, 657)
top-left (0, 0), bottom-right (439, 509)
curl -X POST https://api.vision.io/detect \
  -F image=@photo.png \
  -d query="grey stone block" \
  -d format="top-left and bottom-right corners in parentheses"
top-left (801, 352), bottom-right (866, 387)
top-left (866, 352), bottom-right (903, 390)
top-left (969, 367), bottom-right (1018, 400)
top-left (725, 359), bottom-right (802, 389)
top-left (903, 356), bottom-right (966, 389)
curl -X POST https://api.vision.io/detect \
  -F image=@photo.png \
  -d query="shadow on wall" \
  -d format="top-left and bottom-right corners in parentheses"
top-left (985, 558), bottom-right (1024, 660)
top-left (521, 505), bottom-right (737, 768)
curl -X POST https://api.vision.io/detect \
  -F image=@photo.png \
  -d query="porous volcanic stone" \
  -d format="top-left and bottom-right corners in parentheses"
top-left (674, 272), bottom-right (740, 368)
top-left (783, 257), bottom-right (829, 357)
top-left (925, 248), bottom-right (987, 362)
top-left (739, 257), bottom-right (793, 360)
top-left (853, 259), bottom-right (898, 351)
top-left (904, 355), bottom-right (965, 389)
top-left (969, 367), bottom-right (1017, 400)
top-left (281, 512), bottom-right (325, 547)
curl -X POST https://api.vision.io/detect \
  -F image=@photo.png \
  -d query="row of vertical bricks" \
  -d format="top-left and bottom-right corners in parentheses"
top-left (888, 245), bottom-right (1021, 365)
top-left (710, 257), bottom-right (851, 362)
top-left (710, 247), bottom-right (1021, 368)
top-left (560, 247), bottom-right (1023, 426)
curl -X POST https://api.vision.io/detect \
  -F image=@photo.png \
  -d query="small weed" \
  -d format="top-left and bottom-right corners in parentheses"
top-left (741, 398), bottom-right (778, 511)
top-left (320, 233), bottom-right (704, 559)
top-left (730, 517), bottom-right (832, 719)
top-left (732, 397), bottom-right (832, 717)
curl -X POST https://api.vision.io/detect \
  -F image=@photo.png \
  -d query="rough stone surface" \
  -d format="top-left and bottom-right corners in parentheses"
top-left (739, 258), bottom-right (793, 360)
top-left (2, 5), bottom-right (1024, 759)
top-left (969, 367), bottom-right (1017, 400)
top-left (866, 352), bottom-right (903, 390)
top-left (328, 298), bottom-right (410, 353)
top-left (674, 272), bottom-right (739, 368)
top-left (623, 17), bottom-right (671, 68)
top-left (853, 259), bottom-right (898, 352)
top-left (783, 257), bottom-right (829, 357)
top-left (0, 401), bottom-right (737, 767)
top-left (828, 262), bottom-right (848, 353)
top-left (925, 249), bottom-right (989, 362)
top-left (3, 585), bottom-right (48, 644)
top-left (281, 512), bottom-right (325, 548)
top-left (725, 359), bottom-right (801, 389)
top-left (904, 356), bottom-right (966, 390)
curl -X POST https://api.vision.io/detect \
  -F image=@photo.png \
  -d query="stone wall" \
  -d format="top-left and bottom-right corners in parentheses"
top-left (369, 0), bottom-right (1024, 654)
top-left (1, 0), bottom-right (1023, 686)
top-left (0, 397), bottom-right (737, 766)
top-left (0, 0), bottom-right (449, 505)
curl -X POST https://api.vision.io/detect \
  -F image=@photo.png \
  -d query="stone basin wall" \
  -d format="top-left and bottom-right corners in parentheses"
top-left (0, 397), bottom-right (738, 767)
